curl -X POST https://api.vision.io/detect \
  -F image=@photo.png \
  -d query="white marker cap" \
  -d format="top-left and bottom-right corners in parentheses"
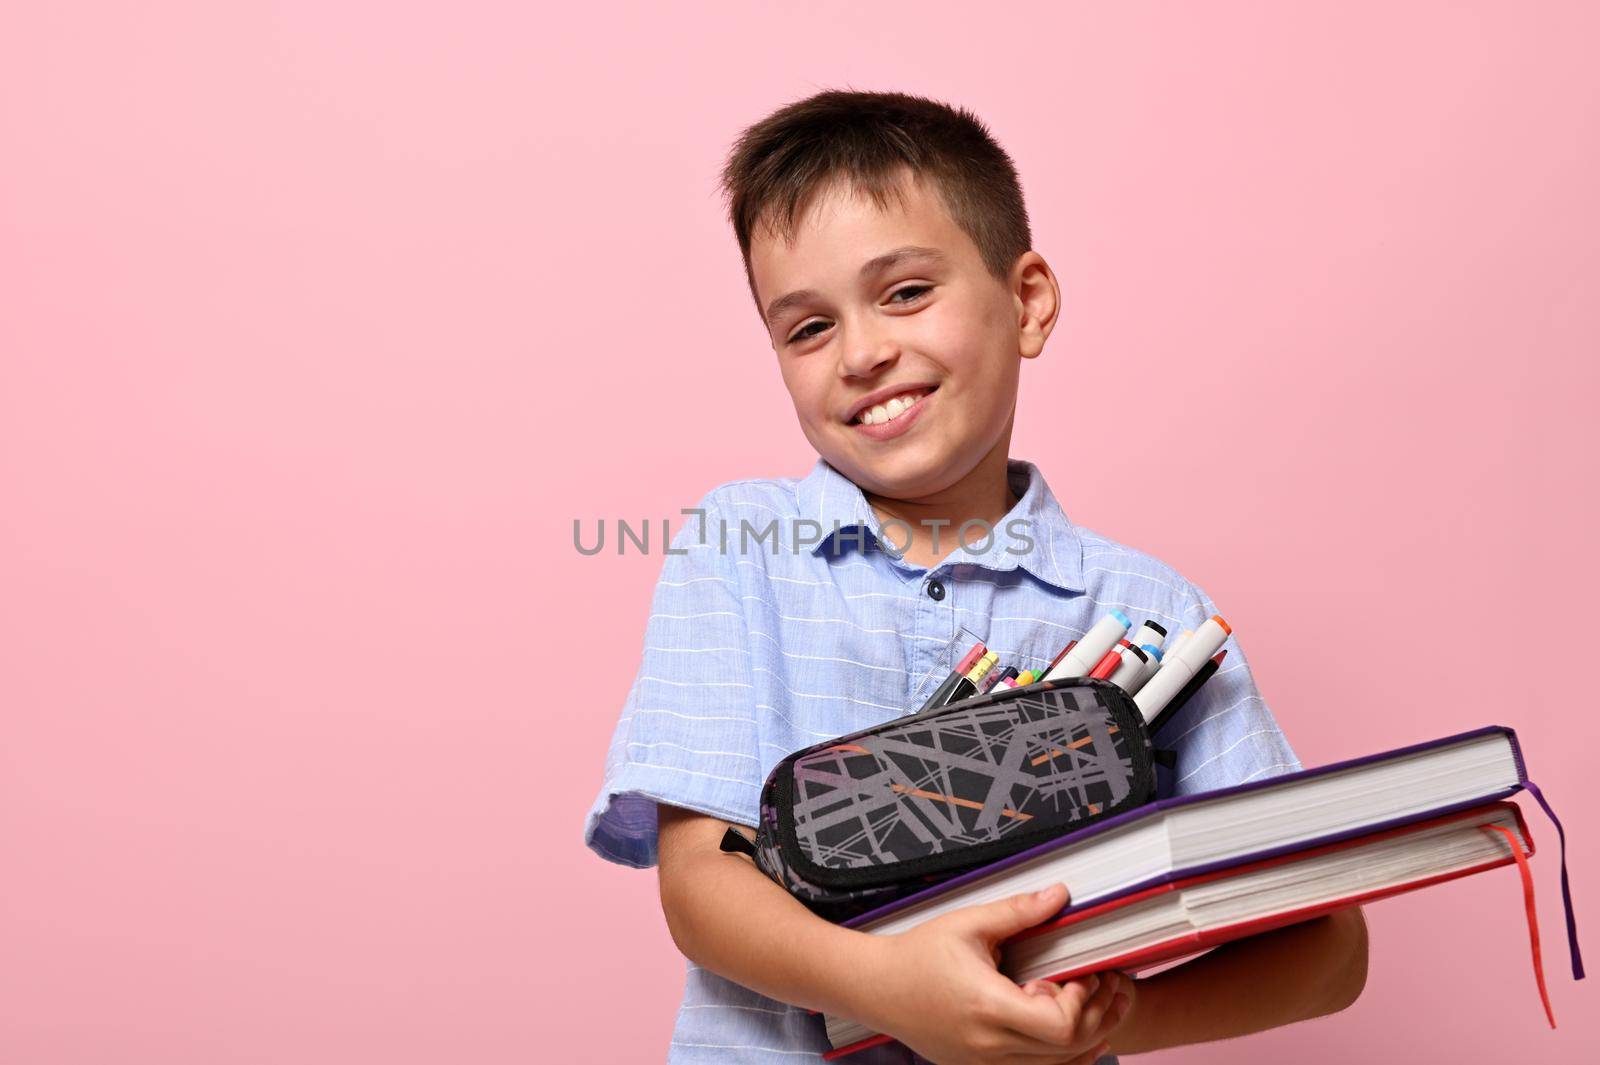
top-left (1133, 616), bottom-right (1232, 722)
top-left (1172, 616), bottom-right (1230, 673)
top-left (1108, 644), bottom-right (1149, 692)
top-left (1125, 644), bottom-right (1163, 695)
top-left (1127, 621), bottom-right (1167, 654)
top-left (1044, 610), bottom-right (1132, 680)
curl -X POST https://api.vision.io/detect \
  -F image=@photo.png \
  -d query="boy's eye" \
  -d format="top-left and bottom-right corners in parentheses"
top-left (787, 320), bottom-right (831, 344)
top-left (784, 286), bottom-right (932, 345)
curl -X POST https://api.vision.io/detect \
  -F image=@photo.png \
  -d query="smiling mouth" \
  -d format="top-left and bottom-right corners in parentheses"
top-left (850, 386), bottom-right (936, 426)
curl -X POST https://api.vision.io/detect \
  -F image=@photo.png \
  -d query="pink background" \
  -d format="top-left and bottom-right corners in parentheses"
top-left (2, 3), bottom-right (1595, 1062)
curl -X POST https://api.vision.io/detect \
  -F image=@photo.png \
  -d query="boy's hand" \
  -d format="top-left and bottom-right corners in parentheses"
top-left (857, 883), bottom-right (1132, 1065)
top-left (1021, 970), bottom-right (1137, 1058)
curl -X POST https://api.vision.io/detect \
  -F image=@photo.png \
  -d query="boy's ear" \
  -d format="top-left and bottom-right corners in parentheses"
top-left (1011, 251), bottom-right (1060, 360)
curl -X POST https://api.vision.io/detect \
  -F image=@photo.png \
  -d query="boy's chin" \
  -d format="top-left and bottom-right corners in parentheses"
top-left (824, 439), bottom-right (963, 499)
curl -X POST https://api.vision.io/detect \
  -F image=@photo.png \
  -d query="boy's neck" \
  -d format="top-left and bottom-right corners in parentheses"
top-left (862, 443), bottom-right (1019, 570)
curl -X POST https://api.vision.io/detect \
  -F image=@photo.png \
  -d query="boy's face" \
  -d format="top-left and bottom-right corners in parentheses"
top-left (749, 170), bottom-right (1054, 502)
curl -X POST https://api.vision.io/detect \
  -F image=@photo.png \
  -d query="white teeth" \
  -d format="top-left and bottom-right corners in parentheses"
top-left (854, 388), bottom-right (930, 426)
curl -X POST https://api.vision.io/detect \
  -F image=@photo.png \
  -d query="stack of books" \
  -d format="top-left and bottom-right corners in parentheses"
top-left (817, 726), bottom-right (1581, 1059)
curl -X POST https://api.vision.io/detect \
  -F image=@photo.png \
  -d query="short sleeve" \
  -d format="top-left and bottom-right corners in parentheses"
top-left (1160, 579), bottom-right (1302, 796)
top-left (582, 495), bottom-right (763, 868)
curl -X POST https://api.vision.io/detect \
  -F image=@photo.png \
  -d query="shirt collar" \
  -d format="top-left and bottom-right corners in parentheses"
top-left (793, 457), bottom-right (1085, 593)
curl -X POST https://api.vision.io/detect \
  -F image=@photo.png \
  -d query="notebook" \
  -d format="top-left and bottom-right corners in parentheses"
top-left (822, 802), bottom-right (1531, 1057)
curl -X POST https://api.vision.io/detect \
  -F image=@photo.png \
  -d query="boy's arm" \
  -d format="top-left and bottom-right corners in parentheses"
top-left (655, 805), bottom-right (884, 1020)
top-left (1110, 906), bottom-right (1368, 1054)
top-left (657, 805), bottom-right (1133, 1065)
top-left (659, 799), bottom-right (1364, 1057)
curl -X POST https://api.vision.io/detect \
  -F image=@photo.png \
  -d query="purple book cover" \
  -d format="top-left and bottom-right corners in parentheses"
top-left (842, 724), bottom-right (1529, 930)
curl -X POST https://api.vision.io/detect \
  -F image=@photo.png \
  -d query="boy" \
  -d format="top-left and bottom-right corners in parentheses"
top-left (584, 91), bottom-right (1367, 1064)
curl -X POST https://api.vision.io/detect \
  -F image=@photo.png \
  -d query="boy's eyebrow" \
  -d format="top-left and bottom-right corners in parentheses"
top-left (763, 245), bottom-right (947, 326)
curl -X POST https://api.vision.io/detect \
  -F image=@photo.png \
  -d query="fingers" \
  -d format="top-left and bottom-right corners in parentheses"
top-left (1086, 972), bottom-right (1134, 1043)
top-left (1050, 974), bottom-right (1095, 1016)
top-left (986, 973), bottom-right (1097, 1050)
top-left (1073, 969), bottom-right (1121, 1037)
top-left (1006, 973), bottom-right (1130, 1061)
top-left (960, 882), bottom-right (1070, 943)
top-left (1006, 1036), bottom-right (1111, 1064)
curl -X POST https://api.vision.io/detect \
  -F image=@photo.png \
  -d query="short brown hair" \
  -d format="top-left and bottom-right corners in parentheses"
top-left (719, 89), bottom-right (1033, 312)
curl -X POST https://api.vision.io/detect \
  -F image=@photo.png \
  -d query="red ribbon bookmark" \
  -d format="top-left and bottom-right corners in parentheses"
top-left (1480, 823), bottom-right (1554, 1029)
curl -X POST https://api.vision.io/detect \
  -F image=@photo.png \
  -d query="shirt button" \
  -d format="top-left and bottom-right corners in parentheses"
top-left (925, 577), bottom-right (946, 601)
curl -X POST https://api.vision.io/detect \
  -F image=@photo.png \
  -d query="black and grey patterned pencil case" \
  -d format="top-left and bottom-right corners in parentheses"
top-left (719, 676), bottom-right (1162, 922)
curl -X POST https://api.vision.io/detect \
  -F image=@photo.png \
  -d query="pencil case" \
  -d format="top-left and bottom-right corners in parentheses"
top-left (720, 676), bottom-right (1167, 922)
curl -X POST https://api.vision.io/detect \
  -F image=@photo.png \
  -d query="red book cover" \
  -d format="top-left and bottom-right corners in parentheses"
top-left (823, 802), bottom-right (1532, 1060)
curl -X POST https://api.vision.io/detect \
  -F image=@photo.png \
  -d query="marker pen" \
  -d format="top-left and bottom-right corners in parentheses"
top-left (917, 642), bottom-right (987, 712)
top-left (1042, 641), bottom-right (1077, 678)
top-left (1043, 611), bottom-right (1132, 680)
top-left (1014, 669), bottom-right (1038, 686)
top-left (980, 665), bottom-right (1019, 694)
top-left (1088, 638), bottom-right (1133, 680)
top-left (1095, 623), bottom-right (1164, 678)
top-left (1107, 644), bottom-right (1149, 691)
top-left (1126, 621), bottom-right (1167, 654)
top-left (944, 650), bottom-right (999, 705)
top-left (1132, 644), bottom-right (1164, 692)
top-left (1148, 650), bottom-right (1227, 735)
top-left (1133, 615), bottom-right (1233, 722)
top-left (1165, 630), bottom-right (1193, 664)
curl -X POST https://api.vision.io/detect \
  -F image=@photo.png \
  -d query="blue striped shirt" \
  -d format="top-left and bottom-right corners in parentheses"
top-left (584, 457), bottom-right (1301, 1064)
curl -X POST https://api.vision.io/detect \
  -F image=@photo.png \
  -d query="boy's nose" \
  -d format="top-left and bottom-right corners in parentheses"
top-left (838, 333), bottom-right (901, 379)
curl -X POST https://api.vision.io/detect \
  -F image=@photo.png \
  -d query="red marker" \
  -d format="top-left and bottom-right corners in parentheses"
top-left (954, 642), bottom-right (987, 676)
top-left (1088, 639), bottom-right (1130, 680)
top-left (1087, 639), bottom-right (1132, 679)
top-left (1043, 640), bottom-right (1078, 677)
